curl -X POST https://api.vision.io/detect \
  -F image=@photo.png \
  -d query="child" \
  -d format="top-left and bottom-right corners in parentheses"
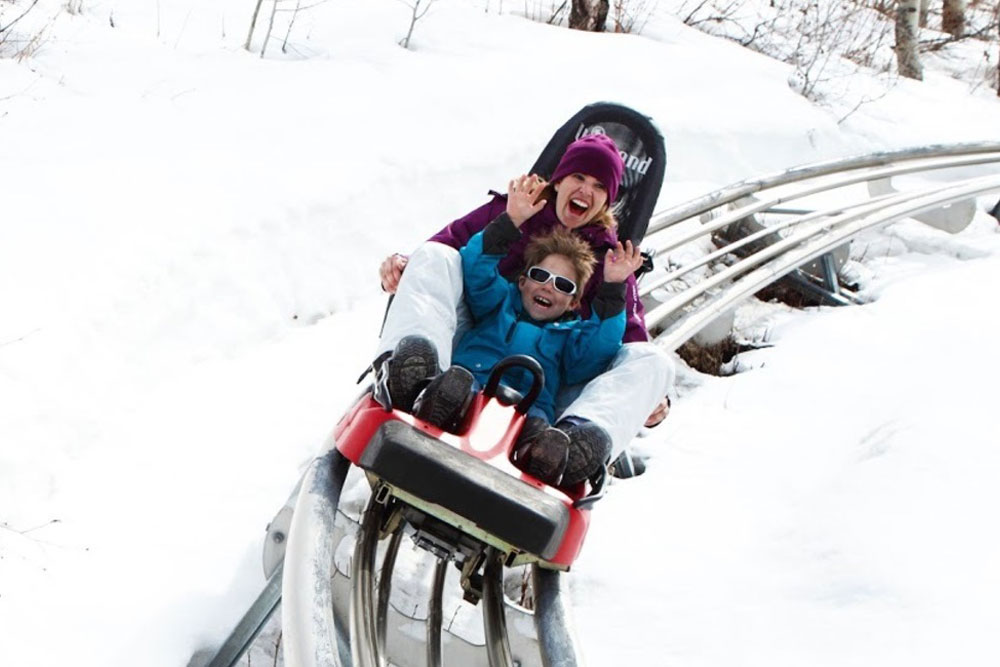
top-left (382, 211), bottom-right (642, 487)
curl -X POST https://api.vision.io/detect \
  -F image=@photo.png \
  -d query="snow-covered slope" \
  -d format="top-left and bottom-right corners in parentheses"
top-left (1, 1), bottom-right (998, 665)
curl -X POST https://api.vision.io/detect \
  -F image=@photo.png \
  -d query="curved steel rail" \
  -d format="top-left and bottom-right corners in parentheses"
top-left (350, 496), bottom-right (385, 667)
top-left (533, 566), bottom-right (584, 667)
top-left (376, 529), bottom-right (403, 657)
top-left (427, 558), bottom-right (448, 667)
top-left (639, 190), bottom-right (899, 299)
top-left (638, 145), bottom-right (1000, 351)
top-left (650, 174), bottom-right (1000, 350)
top-left (647, 176), bottom-right (996, 325)
top-left (647, 142), bottom-right (1000, 237)
top-left (281, 447), bottom-right (353, 667)
top-left (646, 150), bottom-right (1000, 261)
top-left (483, 548), bottom-right (515, 667)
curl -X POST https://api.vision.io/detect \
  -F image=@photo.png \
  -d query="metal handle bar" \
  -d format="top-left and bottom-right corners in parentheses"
top-left (483, 355), bottom-right (545, 415)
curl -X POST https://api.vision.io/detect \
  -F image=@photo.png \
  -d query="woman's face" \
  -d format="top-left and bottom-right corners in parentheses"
top-left (553, 172), bottom-right (609, 229)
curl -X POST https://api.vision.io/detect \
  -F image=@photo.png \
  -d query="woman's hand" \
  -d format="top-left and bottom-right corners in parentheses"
top-left (603, 240), bottom-right (643, 283)
top-left (506, 174), bottom-right (548, 226)
top-left (644, 396), bottom-right (670, 427)
top-left (379, 253), bottom-right (409, 293)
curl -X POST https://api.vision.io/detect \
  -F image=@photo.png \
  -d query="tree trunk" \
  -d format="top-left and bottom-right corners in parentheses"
top-left (569, 0), bottom-right (587, 29)
top-left (918, 0), bottom-right (928, 27)
top-left (569, 0), bottom-right (608, 31)
top-left (244, 0), bottom-right (266, 51)
top-left (895, 0), bottom-right (923, 80)
top-left (941, 0), bottom-right (965, 38)
top-left (594, 0), bottom-right (609, 31)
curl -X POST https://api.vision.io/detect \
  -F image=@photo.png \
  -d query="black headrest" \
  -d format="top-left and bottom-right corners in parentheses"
top-left (530, 102), bottom-right (667, 244)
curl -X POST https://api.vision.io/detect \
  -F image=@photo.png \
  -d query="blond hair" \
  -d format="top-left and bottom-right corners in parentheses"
top-left (522, 228), bottom-right (596, 293)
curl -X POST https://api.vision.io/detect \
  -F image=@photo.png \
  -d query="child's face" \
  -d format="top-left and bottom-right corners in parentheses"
top-left (518, 253), bottom-right (580, 321)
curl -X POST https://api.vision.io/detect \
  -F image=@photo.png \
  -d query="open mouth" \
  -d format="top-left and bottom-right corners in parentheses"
top-left (568, 198), bottom-right (590, 216)
top-left (533, 295), bottom-right (552, 308)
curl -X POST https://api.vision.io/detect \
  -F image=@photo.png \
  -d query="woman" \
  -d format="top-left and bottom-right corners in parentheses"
top-left (374, 134), bottom-right (674, 478)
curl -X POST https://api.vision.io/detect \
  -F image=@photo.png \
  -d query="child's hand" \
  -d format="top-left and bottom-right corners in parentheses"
top-left (506, 174), bottom-right (548, 226)
top-left (604, 240), bottom-right (643, 283)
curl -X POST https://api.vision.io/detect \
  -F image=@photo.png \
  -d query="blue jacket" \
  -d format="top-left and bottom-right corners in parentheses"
top-left (453, 216), bottom-right (626, 421)
top-left (429, 192), bottom-right (649, 343)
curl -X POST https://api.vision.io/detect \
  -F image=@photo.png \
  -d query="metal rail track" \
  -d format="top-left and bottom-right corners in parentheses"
top-left (639, 146), bottom-right (1000, 349)
top-left (646, 142), bottom-right (1000, 238)
top-left (645, 150), bottom-right (1000, 260)
top-left (203, 143), bottom-right (1000, 667)
top-left (651, 174), bottom-right (1000, 351)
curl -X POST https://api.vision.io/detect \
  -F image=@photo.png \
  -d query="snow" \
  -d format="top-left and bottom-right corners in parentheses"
top-left (1, 1), bottom-right (999, 665)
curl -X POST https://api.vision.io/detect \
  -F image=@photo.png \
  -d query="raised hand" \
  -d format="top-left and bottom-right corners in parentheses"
top-left (603, 240), bottom-right (643, 283)
top-left (506, 174), bottom-right (548, 226)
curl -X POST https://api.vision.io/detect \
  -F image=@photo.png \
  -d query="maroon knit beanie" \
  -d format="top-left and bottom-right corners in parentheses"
top-left (550, 134), bottom-right (625, 204)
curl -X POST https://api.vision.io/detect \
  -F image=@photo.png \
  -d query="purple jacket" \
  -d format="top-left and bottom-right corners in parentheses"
top-left (429, 193), bottom-right (649, 343)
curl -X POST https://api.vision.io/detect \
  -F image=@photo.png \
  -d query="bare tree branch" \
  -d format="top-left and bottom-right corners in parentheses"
top-left (274, 1), bottom-right (331, 13)
top-left (919, 19), bottom-right (996, 50)
top-left (681, 0), bottom-right (713, 25)
top-left (0, 328), bottom-right (40, 347)
top-left (0, 0), bottom-right (41, 35)
top-left (1, 518), bottom-right (60, 535)
top-left (548, 0), bottom-right (568, 24)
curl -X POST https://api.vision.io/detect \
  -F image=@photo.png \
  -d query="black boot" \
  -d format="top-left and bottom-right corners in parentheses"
top-left (374, 336), bottom-right (439, 412)
top-left (512, 417), bottom-right (569, 485)
top-left (558, 420), bottom-right (612, 487)
top-left (412, 366), bottom-right (475, 432)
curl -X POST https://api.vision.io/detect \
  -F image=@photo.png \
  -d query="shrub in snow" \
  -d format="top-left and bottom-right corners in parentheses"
top-left (0, 0), bottom-right (47, 60)
top-left (669, 0), bottom-right (1000, 96)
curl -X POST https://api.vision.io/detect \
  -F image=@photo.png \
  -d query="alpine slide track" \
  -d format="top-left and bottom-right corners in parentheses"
top-left (200, 141), bottom-right (1000, 667)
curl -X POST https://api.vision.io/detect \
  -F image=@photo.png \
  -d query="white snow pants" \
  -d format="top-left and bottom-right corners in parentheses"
top-left (376, 242), bottom-right (675, 460)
